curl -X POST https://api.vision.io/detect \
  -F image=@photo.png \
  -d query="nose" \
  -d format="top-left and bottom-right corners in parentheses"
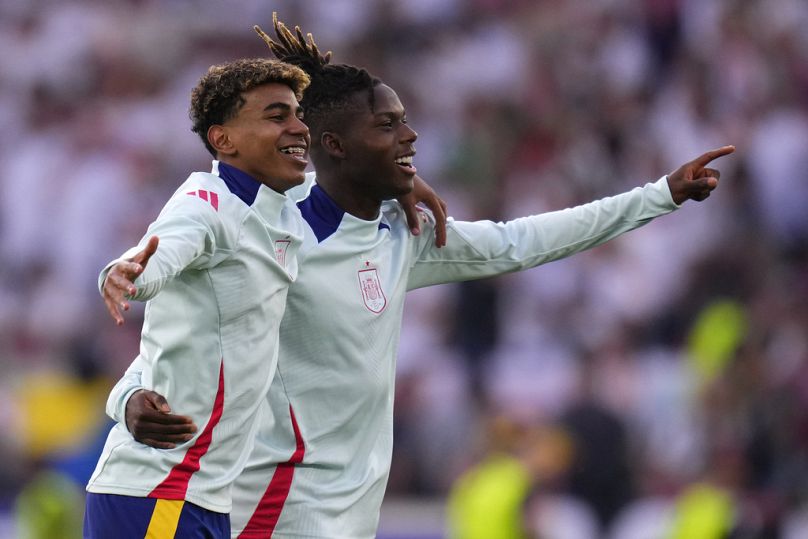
top-left (401, 123), bottom-right (417, 143)
top-left (289, 115), bottom-right (309, 137)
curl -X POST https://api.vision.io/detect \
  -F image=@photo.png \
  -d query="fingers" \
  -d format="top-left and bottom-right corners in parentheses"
top-left (698, 167), bottom-right (720, 181)
top-left (693, 176), bottom-right (719, 190)
top-left (106, 265), bottom-right (141, 295)
top-left (101, 263), bottom-right (142, 324)
top-left (693, 145), bottom-right (735, 167)
top-left (132, 420), bottom-right (198, 449)
top-left (103, 294), bottom-right (125, 326)
top-left (432, 197), bottom-right (448, 248)
top-left (143, 389), bottom-right (171, 413)
top-left (133, 410), bottom-right (197, 427)
top-left (669, 148), bottom-right (731, 204)
top-left (102, 274), bottom-right (134, 325)
top-left (137, 438), bottom-right (182, 450)
top-left (130, 420), bottom-right (196, 436)
top-left (401, 200), bottom-right (421, 237)
top-left (126, 389), bottom-right (198, 448)
top-left (686, 176), bottom-right (718, 202)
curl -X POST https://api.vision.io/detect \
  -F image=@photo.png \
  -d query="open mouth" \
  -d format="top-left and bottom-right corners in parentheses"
top-left (280, 145), bottom-right (308, 164)
top-left (395, 154), bottom-right (416, 174)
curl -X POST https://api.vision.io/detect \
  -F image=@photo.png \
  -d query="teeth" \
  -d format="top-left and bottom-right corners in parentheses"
top-left (395, 156), bottom-right (413, 166)
top-left (281, 147), bottom-right (306, 155)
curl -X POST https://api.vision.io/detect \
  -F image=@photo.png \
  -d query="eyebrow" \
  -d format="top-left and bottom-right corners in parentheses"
top-left (374, 110), bottom-right (405, 119)
top-left (263, 103), bottom-right (303, 114)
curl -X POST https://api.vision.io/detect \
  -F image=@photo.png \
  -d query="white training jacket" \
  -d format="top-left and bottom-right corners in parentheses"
top-left (88, 161), bottom-right (303, 514)
top-left (108, 175), bottom-right (679, 537)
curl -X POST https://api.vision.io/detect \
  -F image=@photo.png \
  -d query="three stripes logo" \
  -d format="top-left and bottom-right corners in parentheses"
top-left (186, 189), bottom-right (219, 211)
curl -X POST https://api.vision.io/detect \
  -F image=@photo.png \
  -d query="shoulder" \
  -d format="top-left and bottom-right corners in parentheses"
top-left (381, 200), bottom-right (438, 231)
top-left (176, 172), bottom-right (250, 211)
top-left (158, 172), bottom-right (249, 230)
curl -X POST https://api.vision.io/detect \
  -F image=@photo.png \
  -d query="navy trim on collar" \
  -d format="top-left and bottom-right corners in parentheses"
top-left (297, 184), bottom-right (346, 243)
top-left (217, 162), bottom-right (261, 206)
top-left (297, 184), bottom-right (391, 243)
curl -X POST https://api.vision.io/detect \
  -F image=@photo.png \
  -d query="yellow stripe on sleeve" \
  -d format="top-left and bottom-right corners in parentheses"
top-left (144, 499), bottom-right (185, 538)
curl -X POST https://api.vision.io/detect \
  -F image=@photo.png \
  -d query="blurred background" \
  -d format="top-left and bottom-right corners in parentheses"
top-left (1, 0), bottom-right (807, 537)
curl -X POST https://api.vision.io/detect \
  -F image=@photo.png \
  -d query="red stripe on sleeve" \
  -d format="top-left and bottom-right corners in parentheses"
top-left (210, 191), bottom-right (219, 211)
top-left (238, 405), bottom-right (305, 537)
top-left (148, 360), bottom-right (226, 499)
top-left (198, 189), bottom-right (209, 202)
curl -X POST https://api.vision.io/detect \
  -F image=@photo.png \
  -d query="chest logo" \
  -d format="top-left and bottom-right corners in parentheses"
top-left (275, 239), bottom-right (291, 268)
top-left (358, 267), bottom-right (387, 314)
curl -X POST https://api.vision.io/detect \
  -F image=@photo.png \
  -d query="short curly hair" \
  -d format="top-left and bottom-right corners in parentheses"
top-left (190, 58), bottom-right (311, 156)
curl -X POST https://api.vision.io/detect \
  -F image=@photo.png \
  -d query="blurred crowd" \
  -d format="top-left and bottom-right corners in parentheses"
top-left (1, 0), bottom-right (807, 537)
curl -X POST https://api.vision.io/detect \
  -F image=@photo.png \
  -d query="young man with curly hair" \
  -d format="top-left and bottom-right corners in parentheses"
top-left (83, 58), bottom-right (313, 537)
top-left (113, 15), bottom-right (734, 538)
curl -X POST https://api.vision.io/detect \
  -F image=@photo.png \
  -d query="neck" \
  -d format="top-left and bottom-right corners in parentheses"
top-left (315, 174), bottom-right (382, 221)
top-left (217, 157), bottom-right (288, 193)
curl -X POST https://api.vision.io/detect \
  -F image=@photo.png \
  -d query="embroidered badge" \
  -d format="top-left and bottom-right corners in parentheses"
top-left (358, 266), bottom-right (387, 313)
top-left (275, 239), bottom-right (291, 268)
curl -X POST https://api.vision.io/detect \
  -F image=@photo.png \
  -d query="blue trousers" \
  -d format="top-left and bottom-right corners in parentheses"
top-left (83, 493), bottom-right (230, 538)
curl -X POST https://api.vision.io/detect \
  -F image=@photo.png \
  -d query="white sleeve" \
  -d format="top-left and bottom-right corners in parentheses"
top-left (407, 176), bottom-right (679, 290)
top-left (106, 356), bottom-right (147, 425)
top-left (97, 194), bottom-right (229, 301)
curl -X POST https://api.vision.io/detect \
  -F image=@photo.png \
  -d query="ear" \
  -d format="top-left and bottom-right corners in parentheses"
top-left (208, 125), bottom-right (236, 156)
top-left (321, 131), bottom-right (345, 159)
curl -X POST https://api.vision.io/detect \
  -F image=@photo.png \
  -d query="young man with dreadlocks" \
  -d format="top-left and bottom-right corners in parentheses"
top-left (111, 14), bottom-right (734, 538)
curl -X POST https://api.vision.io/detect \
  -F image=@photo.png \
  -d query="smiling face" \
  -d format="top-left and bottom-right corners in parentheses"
top-left (335, 83), bottom-right (418, 202)
top-left (214, 83), bottom-right (310, 192)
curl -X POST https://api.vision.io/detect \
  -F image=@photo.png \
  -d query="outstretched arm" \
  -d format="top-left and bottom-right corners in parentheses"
top-left (398, 175), bottom-right (448, 248)
top-left (407, 146), bottom-right (735, 289)
top-left (102, 236), bottom-right (159, 325)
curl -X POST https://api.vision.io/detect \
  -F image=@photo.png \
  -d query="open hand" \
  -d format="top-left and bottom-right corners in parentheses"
top-left (102, 236), bottom-right (159, 325)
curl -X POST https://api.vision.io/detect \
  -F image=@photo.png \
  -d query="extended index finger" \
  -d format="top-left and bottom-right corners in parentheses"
top-left (693, 145), bottom-right (735, 167)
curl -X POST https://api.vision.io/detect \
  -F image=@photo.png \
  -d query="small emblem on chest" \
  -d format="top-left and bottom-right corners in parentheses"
top-left (275, 239), bottom-right (291, 268)
top-left (358, 266), bottom-right (387, 314)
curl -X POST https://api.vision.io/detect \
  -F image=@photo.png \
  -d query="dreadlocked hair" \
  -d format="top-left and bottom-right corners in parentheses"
top-left (255, 13), bottom-right (382, 141)
top-left (189, 57), bottom-right (310, 156)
